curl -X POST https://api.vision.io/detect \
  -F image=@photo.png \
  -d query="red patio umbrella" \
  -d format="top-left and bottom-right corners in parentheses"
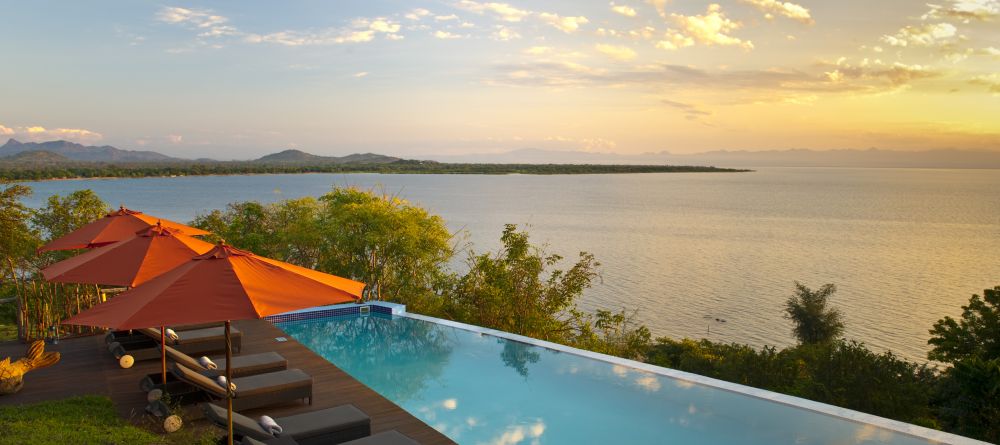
top-left (63, 241), bottom-right (365, 445)
top-left (39, 206), bottom-right (210, 252)
top-left (42, 223), bottom-right (216, 383)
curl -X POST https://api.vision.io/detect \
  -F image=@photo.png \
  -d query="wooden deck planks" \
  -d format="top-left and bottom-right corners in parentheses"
top-left (0, 320), bottom-right (455, 445)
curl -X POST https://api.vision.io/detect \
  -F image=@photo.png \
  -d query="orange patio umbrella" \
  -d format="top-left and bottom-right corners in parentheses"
top-left (39, 206), bottom-right (210, 252)
top-left (42, 223), bottom-right (216, 384)
top-left (63, 241), bottom-right (365, 445)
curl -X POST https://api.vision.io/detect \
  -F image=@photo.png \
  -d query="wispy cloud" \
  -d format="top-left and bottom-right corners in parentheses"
top-left (922, 0), bottom-right (999, 22)
top-left (739, 0), bottom-right (814, 25)
top-left (456, 0), bottom-right (589, 33)
top-left (881, 22), bottom-right (958, 47)
top-left (595, 43), bottom-right (638, 60)
top-left (434, 30), bottom-right (463, 39)
top-left (662, 99), bottom-right (713, 120)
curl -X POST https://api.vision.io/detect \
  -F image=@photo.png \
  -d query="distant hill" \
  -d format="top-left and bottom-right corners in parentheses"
top-left (0, 139), bottom-right (178, 162)
top-left (424, 148), bottom-right (1000, 169)
top-left (254, 149), bottom-right (400, 164)
top-left (1, 150), bottom-right (73, 164)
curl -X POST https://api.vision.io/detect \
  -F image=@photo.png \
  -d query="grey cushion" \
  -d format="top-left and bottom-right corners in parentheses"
top-left (163, 345), bottom-right (286, 376)
top-left (340, 431), bottom-right (420, 445)
top-left (203, 403), bottom-right (272, 440)
top-left (278, 404), bottom-right (370, 437)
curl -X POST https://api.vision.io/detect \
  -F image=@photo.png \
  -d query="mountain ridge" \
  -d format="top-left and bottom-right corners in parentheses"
top-left (1, 139), bottom-right (179, 162)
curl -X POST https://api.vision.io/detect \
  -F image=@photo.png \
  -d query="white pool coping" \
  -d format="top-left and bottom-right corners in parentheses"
top-left (401, 312), bottom-right (986, 445)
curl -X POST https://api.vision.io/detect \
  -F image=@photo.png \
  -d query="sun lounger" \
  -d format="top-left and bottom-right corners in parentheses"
top-left (341, 431), bottom-right (421, 445)
top-left (139, 345), bottom-right (288, 392)
top-left (203, 402), bottom-right (370, 445)
top-left (107, 326), bottom-right (243, 364)
top-left (174, 363), bottom-right (312, 411)
top-left (105, 322), bottom-right (224, 344)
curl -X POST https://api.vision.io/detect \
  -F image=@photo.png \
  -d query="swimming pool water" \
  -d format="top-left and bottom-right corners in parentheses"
top-left (277, 314), bottom-right (954, 445)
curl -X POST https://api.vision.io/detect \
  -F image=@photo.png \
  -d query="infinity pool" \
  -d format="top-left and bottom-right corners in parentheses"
top-left (277, 313), bottom-right (968, 445)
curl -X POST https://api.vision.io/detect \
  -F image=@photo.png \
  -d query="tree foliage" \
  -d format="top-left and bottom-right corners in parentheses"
top-left (928, 286), bottom-right (1000, 442)
top-left (192, 188), bottom-right (454, 313)
top-left (928, 286), bottom-right (1000, 363)
top-left (31, 190), bottom-right (108, 242)
top-left (0, 181), bottom-right (38, 267)
top-left (317, 188), bottom-right (454, 311)
top-left (784, 282), bottom-right (844, 344)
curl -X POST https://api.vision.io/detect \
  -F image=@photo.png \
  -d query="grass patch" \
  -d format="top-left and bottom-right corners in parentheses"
top-left (0, 395), bottom-right (217, 445)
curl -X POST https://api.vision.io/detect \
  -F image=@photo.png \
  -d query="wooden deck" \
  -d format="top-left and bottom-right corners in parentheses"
top-left (0, 320), bottom-right (455, 444)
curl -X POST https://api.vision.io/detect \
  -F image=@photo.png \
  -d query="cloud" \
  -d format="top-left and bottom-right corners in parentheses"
top-left (656, 4), bottom-right (753, 50)
top-left (0, 124), bottom-right (104, 144)
top-left (456, 1), bottom-right (588, 33)
top-left (969, 73), bottom-right (1000, 92)
top-left (157, 6), bottom-right (238, 39)
top-left (167, 134), bottom-right (183, 144)
top-left (922, 0), bottom-right (999, 22)
top-left (354, 71), bottom-right (370, 78)
top-left (489, 56), bottom-right (941, 99)
top-left (245, 17), bottom-right (402, 46)
top-left (739, 0), bottom-right (814, 24)
top-left (595, 43), bottom-right (638, 60)
top-left (405, 8), bottom-right (432, 21)
top-left (435, 14), bottom-right (460, 21)
top-left (455, 1), bottom-right (531, 22)
top-left (881, 22), bottom-right (958, 47)
top-left (611, 2), bottom-right (638, 17)
top-left (434, 30), bottom-right (463, 39)
top-left (662, 99), bottom-right (712, 120)
top-left (493, 26), bottom-right (521, 41)
top-left (537, 13), bottom-right (590, 33)
top-left (821, 59), bottom-right (941, 87)
top-left (596, 26), bottom-right (657, 40)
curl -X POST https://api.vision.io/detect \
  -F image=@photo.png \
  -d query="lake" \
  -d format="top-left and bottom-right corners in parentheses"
top-left (19, 168), bottom-right (1000, 362)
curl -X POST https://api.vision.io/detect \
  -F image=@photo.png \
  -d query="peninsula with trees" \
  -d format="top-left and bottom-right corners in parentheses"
top-left (0, 139), bottom-right (748, 181)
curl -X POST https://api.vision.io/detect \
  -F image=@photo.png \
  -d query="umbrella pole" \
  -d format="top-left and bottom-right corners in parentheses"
top-left (226, 320), bottom-right (233, 445)
top-left (160, 326), bottom-right (167, 385)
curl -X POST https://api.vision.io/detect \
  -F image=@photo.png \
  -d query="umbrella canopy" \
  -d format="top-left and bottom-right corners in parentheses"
top-left (63, 241), bottom-right (365, 329)
top-left (39, 206), bottom-right (210, 252)
top-left (42, 224), bottom-right (215, 287)
top-left (63, 241), bottom-right (365, 445)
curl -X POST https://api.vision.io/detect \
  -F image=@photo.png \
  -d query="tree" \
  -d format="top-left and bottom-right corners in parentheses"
top-left (31, 190), bottom-right (108, 242)
top-left (444, 224), bottom-right (600, 342)
top-left (928, 286), bottom-right (1000, 363)
top-left (316, 187), bottom-right (454, 313)
top-left (784, 282), bottom-right (844, 344)
top-left (0, 182), bottom-right (39, 267)
top-left (928, 286), bottom-right (1000, 442)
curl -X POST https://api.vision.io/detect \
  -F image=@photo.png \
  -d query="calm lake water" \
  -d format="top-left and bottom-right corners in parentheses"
top-left (20, 168), bottom-right (1000, 361)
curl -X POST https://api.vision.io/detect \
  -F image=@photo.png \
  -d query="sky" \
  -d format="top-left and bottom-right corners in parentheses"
top-left (0, 0), bottom-right (998, 159)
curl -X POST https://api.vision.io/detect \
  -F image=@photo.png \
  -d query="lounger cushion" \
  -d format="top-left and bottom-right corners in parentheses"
top-left (340, 431), bottom-right (420, 445)
top-left (278, 404), bottom-right (369, 438)
top-left (204, 403), bottom-right (272, 439)
top-left (174, 363), bottom-right (311, 399)
top-left (163, 345), bottom-right (287, 377)
top-left (235, 369), bottom-right (311, 398)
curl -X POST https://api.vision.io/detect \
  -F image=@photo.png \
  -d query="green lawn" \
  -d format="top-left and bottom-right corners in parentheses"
top-left (0, 395), bottom-right (217, 445)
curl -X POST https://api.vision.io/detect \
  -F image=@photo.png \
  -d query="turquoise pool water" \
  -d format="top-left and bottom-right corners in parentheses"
top-left (277, 314), bottom-right (947, 445)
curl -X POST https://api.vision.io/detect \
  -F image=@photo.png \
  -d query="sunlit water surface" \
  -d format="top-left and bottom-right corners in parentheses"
top-left (21, 168), bottom-right (1000, 361)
